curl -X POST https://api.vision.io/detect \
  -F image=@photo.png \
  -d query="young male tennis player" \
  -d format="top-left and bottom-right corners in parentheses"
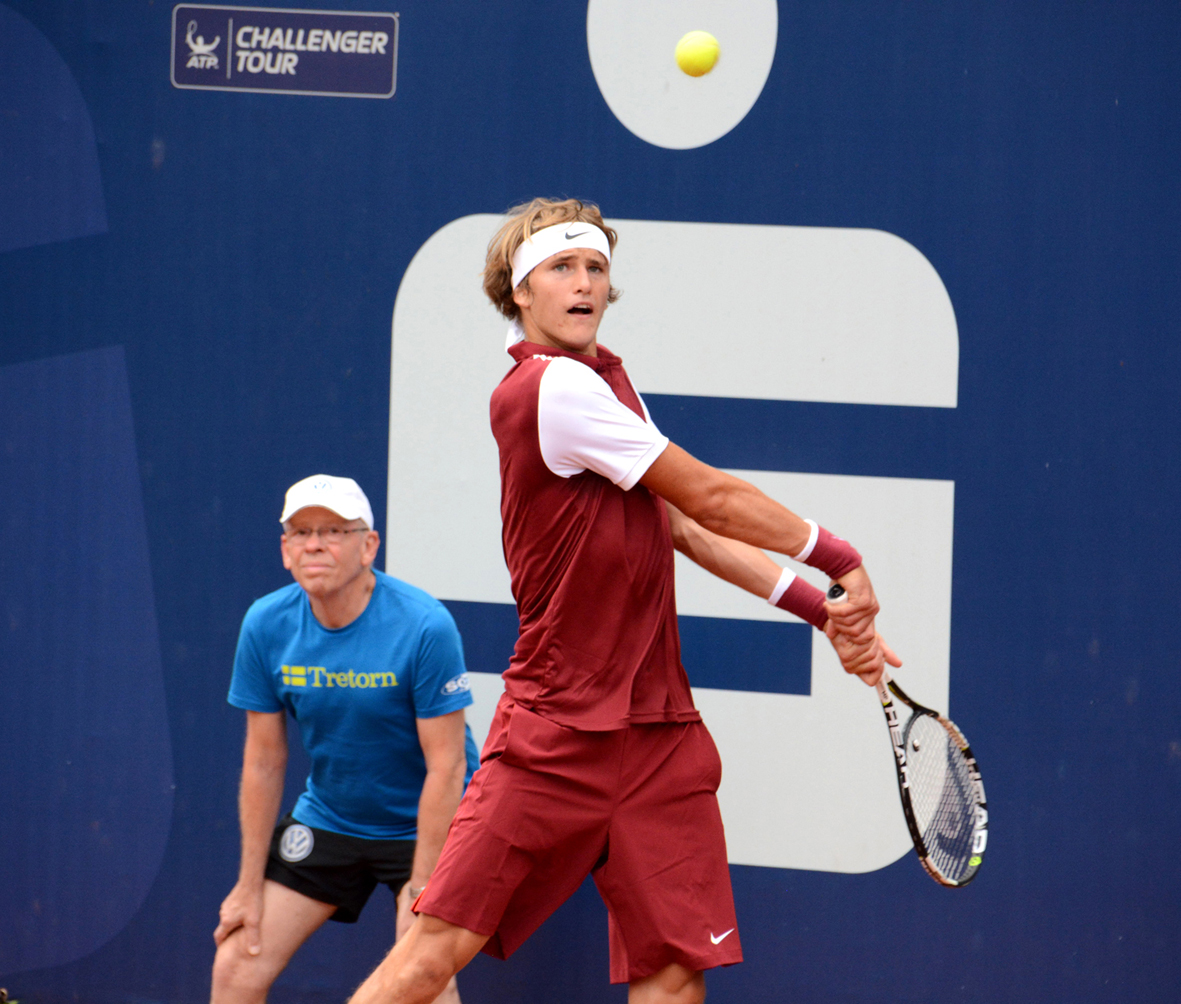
top-left (347, 199), bottom-right (899, 1004)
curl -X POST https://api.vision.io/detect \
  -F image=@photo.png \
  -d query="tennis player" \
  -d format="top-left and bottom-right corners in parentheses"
top-left (346, 200), bottom-right (899, 1004)
top-left (211, 475), bottom-right (478, 1004)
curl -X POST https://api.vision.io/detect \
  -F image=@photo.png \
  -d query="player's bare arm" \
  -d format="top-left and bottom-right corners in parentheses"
top-left (213, 710), bottom-right (288, 955)
top-left (665, 502), bottom-right (900, 683)
top-left (644, 445), bottom-right (898, 680)
top-left (664, 501), bottom-right (785, 600)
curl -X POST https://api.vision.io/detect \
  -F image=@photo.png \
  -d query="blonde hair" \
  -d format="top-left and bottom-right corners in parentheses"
top-left (483, 197), bottom-right (620, 320)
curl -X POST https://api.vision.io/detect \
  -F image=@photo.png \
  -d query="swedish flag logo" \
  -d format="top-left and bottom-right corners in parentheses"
top-left (282, 665), bottom-right (308, 687)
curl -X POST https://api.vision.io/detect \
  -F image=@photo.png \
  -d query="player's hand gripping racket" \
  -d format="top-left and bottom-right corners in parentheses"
top-left (827, 583), bottom-right (988, 887)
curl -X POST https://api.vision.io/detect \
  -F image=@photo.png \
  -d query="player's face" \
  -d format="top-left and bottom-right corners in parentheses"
top-left (512, 246), bottom-right (610, 357)
top-left (280, 506), bottom-right (379, 598)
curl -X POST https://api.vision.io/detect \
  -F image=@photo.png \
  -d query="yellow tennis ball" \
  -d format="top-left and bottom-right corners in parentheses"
top-left (675, 31), bottom-right (720, 77)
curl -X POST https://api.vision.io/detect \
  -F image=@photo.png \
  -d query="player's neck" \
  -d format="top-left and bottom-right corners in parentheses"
top-left (519, 311), bottom-right (599, 358)
top-left (307, 567), bottom-right (376, 629)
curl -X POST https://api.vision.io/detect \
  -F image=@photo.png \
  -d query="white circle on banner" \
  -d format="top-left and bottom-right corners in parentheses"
top-left (586, 0), bottom-right (778, 150)
top-left (279, 823), bottom-right (314, 862)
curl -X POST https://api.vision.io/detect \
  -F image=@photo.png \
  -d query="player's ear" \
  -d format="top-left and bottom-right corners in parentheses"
top-left (512, 280), bottom-right (533, 311)
top-left (280, 534), bottom-right (295, 571)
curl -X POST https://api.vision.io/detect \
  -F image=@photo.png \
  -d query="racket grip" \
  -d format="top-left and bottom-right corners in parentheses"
top-left (826, 583), bottom-right (847, 604)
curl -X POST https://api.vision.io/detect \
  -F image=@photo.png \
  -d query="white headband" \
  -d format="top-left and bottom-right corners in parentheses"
top-left (510, 221), bottom-right (611, 289)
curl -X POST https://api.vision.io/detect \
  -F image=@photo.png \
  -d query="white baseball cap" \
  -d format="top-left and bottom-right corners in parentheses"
top-left (279, 474), bottom-right (374, 529)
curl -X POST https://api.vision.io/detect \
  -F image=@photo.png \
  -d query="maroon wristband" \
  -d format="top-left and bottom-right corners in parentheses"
top-left (773, 575), bottom-right (829, 631)
top-left (797, 524), bottom-right (863, 580)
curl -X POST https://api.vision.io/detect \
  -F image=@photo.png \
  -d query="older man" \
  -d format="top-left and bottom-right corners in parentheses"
top-left (211, 474), bottom-right (476, 1004)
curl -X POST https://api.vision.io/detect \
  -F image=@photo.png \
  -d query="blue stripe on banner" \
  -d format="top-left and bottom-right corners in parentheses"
top-left (441, 600), bottom-right (520, 678)
top-left (644, 394), bottom-right (956, 481)
top-left (441, 600), bottom-right (811, 697)
top-left (677, 614), bottom-right (811, 694)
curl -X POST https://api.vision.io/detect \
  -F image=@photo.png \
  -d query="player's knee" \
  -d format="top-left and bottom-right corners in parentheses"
top-left (665, 974), bottom-right (706, 1004)
top-left (211, 934), bottom-right (278, 1000)
top-left (629, 965), bottom-right (705, 1004)
top-left (388, 933), bottom-right (460, 997)
top-left (408, 949), bottom-right (456, 991)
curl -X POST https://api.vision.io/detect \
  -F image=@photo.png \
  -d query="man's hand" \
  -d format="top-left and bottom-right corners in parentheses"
top-left (213, 880), bottom-right (265, 955)
top-left (825, 627), bottom-right (901, 686)
top-left (823, 566), bottom-right (879, 640)
top-left (822, 565), bottom-right (901, 686)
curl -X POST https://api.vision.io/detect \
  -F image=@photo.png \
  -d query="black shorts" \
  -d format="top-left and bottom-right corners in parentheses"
top-left (265, 814), bottom-right (416, 923)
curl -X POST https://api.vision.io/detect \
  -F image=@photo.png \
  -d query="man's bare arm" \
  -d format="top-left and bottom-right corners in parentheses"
top-left (642, 443), bottom-right (814, 557)
top-left (645, 444), bottom-right (898, 681)
top-left (213, 710), bottom-right (287, 954)
top-left (665, 501), bottom-right (783, 600)
top-left (397, 709), bottom-right (468, 939)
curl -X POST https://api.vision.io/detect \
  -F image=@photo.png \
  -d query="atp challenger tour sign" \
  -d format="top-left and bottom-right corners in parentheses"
top-left (171, 4), bottom-right (398, 98)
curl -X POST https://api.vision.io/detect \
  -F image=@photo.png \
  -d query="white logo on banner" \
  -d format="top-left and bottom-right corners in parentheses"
top-left (386, 215), bottom-right (958, 875)
top-left (184, 21), bottom-right (220, 69)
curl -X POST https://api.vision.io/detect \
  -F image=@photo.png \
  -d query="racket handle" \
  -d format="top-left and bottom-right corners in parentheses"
top-left (826, 582), bottom-right (893, 690)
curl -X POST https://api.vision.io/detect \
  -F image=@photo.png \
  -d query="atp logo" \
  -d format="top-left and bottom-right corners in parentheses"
top-left (184, 20), bottom-right (221, 70)
top-left (278, 823), bottom-right (314, 862)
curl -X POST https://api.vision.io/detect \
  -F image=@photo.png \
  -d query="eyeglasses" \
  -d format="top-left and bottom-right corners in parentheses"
top-left (286, 526), bottom-right (368, 546)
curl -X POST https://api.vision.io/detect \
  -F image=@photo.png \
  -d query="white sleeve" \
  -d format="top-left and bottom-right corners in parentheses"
top-left (537, 357), bottom-right (669, 490)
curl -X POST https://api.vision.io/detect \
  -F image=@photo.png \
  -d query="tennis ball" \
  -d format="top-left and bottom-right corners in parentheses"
top-left (675, 31), bottom-right (720, 77)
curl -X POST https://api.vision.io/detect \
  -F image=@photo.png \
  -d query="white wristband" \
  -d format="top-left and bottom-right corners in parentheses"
top-left (767, 567), bottom-right (797, 606)
top-left (792, 519), bottom-right (819, 562)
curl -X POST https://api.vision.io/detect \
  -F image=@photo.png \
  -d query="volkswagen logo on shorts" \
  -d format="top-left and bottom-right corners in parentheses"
top-left (279, 823), bottom-right (314, 862)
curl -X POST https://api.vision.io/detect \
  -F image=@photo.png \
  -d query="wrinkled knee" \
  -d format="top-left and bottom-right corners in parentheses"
top-left (211, 933), bottom-right (279, 1002)
top-left (628, 964), bottom-right (705, 1004)
top-left (407, 948), bottom-right (456, 992)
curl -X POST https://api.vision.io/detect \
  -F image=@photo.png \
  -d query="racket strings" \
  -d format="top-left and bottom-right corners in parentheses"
top-left (904, 714), bottom-right (977, 883)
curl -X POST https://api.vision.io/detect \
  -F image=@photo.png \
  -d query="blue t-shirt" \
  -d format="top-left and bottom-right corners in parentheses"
top-left (228, 570), bottom-right (479, 839)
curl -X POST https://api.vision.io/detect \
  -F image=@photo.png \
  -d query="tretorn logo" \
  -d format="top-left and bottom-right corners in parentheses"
top-left (279, 824), bottom-right (314, 862)
top-left (282, 665), bottom-right (399, 689)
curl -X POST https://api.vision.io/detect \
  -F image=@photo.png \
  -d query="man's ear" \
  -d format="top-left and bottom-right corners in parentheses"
top-left (512, 280), bottom-right (533, 311)
top-left (361, 530), bottom-right (380, 569)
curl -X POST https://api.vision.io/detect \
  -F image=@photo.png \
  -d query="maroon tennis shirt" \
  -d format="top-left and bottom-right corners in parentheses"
top-left (489, 340), bottom-right (700, 731)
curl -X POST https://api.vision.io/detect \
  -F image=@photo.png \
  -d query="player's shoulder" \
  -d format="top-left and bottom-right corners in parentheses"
top-left (532, 356), bottom-right (617, 417)
top-left (493, 348), bottom-right (552, 400)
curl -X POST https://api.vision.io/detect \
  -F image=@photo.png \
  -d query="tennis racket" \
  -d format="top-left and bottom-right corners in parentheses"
top-left (827, 583), bottom-right (988, 887)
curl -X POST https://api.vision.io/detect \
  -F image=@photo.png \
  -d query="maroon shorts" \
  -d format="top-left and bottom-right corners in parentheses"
top-left (415, 701), bottom-right (742, 984)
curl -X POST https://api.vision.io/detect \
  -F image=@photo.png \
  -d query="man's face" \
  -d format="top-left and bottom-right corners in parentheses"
top-left (280, 506), bottom-right (379, 598)
top-left (512, 246), bottom-right (610, 356)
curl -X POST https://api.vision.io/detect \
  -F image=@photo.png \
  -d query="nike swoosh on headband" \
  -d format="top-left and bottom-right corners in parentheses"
top-left (510, 222), bottom-right (612, 289)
